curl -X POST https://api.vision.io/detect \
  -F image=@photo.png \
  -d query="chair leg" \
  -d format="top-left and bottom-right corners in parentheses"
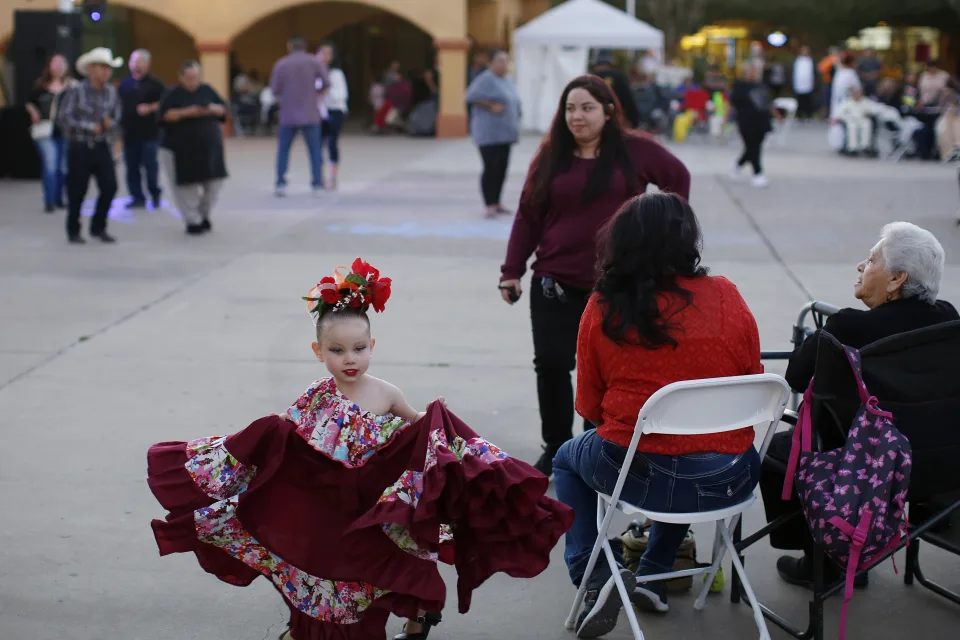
top-left (719, 522), bottom-right (772, 640)
top-left (695, 517), bottom-right (738, 610)
top-left (905, 538), bottom-right (919, 586)
top-left (604, 538), bottom-right (645, 640)
top-left (731, 517), bottom-right (743, 604)
top-left (565, 498), bottom-right (618, 631)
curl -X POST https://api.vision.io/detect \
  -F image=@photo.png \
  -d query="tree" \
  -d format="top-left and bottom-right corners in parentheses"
top-left (639, 0), bottom-right (708, 52)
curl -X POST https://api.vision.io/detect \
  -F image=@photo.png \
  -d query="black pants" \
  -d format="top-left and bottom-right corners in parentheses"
top-left (478, 143), bottom-right (511, 206)
top-left (322, 109), bottom-right (345, 164)
top-left (530, 278), bottom-right (592, 451)
top-left (759, 430), bottom-right (813, 551)
top-left (67, 141), bottom-right (117, 238)
top-left (796, 92), bottom-right (816, 119)
top-left (737, 127), bottom-right (767, 176)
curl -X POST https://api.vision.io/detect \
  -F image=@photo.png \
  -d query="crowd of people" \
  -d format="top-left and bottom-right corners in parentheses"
top-left (25, 46), bottom-right (228, 243)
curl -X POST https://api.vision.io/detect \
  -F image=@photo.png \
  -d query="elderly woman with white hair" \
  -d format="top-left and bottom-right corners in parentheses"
top-left (786, 221), bottom-right (956, 390)
top-left (763, 221), bottom-right (958, 588)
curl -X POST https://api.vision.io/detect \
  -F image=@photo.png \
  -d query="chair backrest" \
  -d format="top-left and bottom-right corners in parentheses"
top-left (773, 97), bottom-right (798, 114)
top-left (810, 321), bottom-right (960, 501)
top-left (636, 374), bottom-right (791, 458)
top-left (599, 375), bottom-right (790, 508)
top-left (876, 104), bottom-right (902, 126)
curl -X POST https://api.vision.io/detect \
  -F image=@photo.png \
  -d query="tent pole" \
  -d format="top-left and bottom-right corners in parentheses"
top-left (625, 0), bottom-right (636, 17)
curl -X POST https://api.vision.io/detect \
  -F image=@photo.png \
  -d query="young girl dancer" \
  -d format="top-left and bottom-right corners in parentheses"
top-left (147, 259), bottom-right (573, 640)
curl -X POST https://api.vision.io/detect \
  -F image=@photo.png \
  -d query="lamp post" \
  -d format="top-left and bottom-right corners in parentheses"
top-left (626, 0), bottom-right (636, 16)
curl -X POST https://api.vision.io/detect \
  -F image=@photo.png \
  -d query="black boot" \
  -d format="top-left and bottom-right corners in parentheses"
top-left (393, 613), bottom-right (441, 640)
top-left (776, 554), bottom-right (868, 590)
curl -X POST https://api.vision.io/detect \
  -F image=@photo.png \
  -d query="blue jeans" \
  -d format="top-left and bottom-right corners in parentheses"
top-left (276, 124), bottom-right (323, 188)
top-left (35, 136), bottom-right (66, 208)
top-left (554, 429), bottom-right (760, 588)
top-left (123, 139), bottom-right (161, 203)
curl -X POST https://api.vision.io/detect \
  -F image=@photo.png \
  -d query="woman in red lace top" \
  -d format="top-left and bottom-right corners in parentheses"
top-left (554, 192), bottom-right (763, 639)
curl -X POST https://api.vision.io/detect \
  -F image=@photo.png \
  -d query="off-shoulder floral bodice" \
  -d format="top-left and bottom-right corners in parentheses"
top-left (286, 377), bottom-right (411, 468)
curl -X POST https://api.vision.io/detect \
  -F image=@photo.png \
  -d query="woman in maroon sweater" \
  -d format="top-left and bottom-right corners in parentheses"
top-left (499, 75), bottom-right (691, 477)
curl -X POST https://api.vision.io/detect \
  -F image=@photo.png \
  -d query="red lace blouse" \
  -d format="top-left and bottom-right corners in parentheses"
top-left (576, 276), bottom-right (763, 455)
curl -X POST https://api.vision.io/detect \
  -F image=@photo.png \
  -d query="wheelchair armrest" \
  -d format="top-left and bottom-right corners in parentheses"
top-left (780, 410), bottom-right (798, 427)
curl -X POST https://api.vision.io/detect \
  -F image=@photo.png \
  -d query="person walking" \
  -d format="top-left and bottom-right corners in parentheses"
top-left (118, 49), bottom-right (166, 209)
top-left (317, 42), bottom-right (348, 190)
top-left (499, 75), bottom-right (690, 478)
top-left (57, 47), bottom-right (123, 244)
top-left (793, 46), bottom-right (816, 120)
top-left (158, 61), bottom-right (229, 235)
top-left (729, 65), bottom-right (774, 188)
top-left (269, 36), bottom-right (329, 197)
top-left (465, 49), bottom-right (521, 218)
top-left (25, 54), bottom-right (75, 213)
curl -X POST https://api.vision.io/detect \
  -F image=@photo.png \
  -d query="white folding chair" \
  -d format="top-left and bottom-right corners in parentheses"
top-left (772, 97), bottom-right (798, 147)
top-left (563, 374), bottom-right (791, 640)
top-left (876, 105), bottom-right (923, 162)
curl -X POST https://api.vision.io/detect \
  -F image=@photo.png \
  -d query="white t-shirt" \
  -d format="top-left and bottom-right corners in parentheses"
top-left (793, 56), bottom-right (815, 94)
top-left (322, 69), bottom-right (349, 113)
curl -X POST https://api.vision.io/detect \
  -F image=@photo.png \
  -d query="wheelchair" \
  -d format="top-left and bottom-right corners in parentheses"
top-left (736, 301), bottom-right (960, 640)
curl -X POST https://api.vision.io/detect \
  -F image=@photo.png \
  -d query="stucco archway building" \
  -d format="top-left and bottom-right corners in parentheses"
top-left (0, 0), bottom-right (551, 137)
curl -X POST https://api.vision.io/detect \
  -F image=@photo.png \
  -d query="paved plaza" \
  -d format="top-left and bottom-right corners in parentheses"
top-left (1, 127), bottom-right (959, 640)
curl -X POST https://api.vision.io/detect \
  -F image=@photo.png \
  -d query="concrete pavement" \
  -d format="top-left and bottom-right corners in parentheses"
top-left (1, 127), bottom-right (959, 639)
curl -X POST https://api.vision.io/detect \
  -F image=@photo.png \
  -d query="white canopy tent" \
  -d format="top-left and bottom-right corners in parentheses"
top-left (512, 0), bottom-right (664, 133)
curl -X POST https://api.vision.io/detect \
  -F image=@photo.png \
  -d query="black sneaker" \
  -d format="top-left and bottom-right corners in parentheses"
top-left (200, 219), bottom-right (212, 232)
top-left (630, 576), bottom-right (669, 613)
top-left (67, 234), bottom-right (86, 244)
top-left (90, 231), bottom-right (116, 244)
top-left (533, 447), bottom-right (555, 480)
top-left (576, 567), bottom-right (634, 638)
top-left (776, 554), bottom-right (868, 590)
top-left (186, 224), bottom-right (206, 235)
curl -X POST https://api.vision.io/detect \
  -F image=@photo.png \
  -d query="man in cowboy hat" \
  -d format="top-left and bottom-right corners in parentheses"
top-left (57, 47), bottom-right (123, 244)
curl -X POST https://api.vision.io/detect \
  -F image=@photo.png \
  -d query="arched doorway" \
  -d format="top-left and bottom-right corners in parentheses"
top-left (79, 4), bottom-right (197, 84)
top-left (231, 1), bottom-right (434, 118)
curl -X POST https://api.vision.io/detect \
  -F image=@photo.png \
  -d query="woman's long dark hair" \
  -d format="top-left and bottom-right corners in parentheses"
top-left (595, 192), bottom-right (708, 348)
top-left (523, 75), bottom-right (638, 212)
top-left (34, 54), bottom-right (66, 90)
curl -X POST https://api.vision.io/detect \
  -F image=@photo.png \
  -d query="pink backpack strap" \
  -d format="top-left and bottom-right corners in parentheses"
top-left (781, 381), bottom-right (814, 501)
top-left (828, 510), bottom-right (873, 640)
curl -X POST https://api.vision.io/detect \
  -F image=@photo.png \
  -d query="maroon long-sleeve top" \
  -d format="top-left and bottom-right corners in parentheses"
top-left (501, 135), bottom-right (691, 291)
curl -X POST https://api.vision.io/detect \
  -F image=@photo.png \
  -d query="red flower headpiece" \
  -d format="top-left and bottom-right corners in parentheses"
top-left (304, 258), bottom-right (392, 321)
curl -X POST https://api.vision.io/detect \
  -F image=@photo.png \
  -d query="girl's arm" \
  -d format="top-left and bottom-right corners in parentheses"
top-left (388, 384), bottom-right (424, 423)
top-left (388, 384), bottom-right (446, 423)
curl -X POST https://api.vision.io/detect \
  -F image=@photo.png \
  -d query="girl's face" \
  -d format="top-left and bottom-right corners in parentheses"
top-left (50, 55), bottom-right (68, 78)
top-left (565, 87), bottom-right (609, 144)
top-left (311, 317), bottom-right (375, 385)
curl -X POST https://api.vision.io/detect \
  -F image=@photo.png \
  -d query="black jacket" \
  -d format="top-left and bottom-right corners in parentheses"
top-left (118, 74), bottom-right (166, 142)
top-left (786, 297), bottom-right (959, 393)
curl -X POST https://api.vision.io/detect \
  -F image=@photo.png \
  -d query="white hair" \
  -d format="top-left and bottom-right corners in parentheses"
top-left (132, 49), bottom-right (151, 61)
top-left (878, 222), bottom-right (945, 303)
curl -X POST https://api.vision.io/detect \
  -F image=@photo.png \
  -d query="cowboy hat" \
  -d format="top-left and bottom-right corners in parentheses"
top-left (76, 47), bottom-right (123, 76)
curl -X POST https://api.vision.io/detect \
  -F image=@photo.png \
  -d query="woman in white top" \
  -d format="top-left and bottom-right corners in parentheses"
top-left (829, 53), bottom-right (862, 121)
top-left (318, 42), bottom-right (349, 189)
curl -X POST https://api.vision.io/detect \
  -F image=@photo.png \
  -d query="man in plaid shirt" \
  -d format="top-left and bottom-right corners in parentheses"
top-left (57, 48), bottom-right (123, 244)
